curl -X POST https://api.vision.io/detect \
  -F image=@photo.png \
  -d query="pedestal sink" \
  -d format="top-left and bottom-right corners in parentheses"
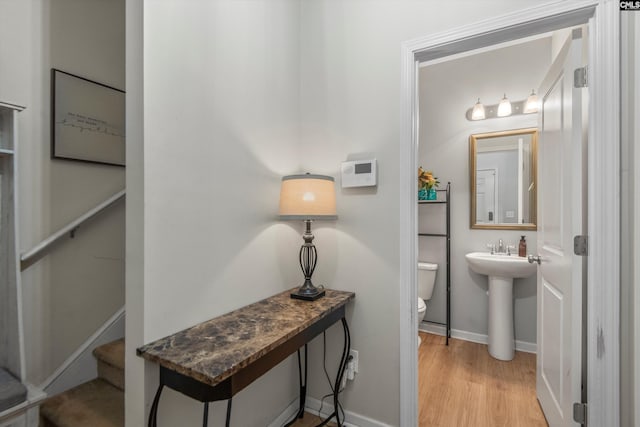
top-left (465, 252), bottom-right (536, 361)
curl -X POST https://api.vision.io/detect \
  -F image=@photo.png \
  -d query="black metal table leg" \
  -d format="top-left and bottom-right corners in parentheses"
top-left (315, 317), bottom-right (350, 427)
top-left (225, 398), bottom-right (233, 427)
top-left (302, 344), bottom-right (308, 416)
top-left (148, 384), bottom-right (164, 427)
top-left (283, 345), bottom-right (308, 427)
top-left (203, 402), bottom-right (209, 427)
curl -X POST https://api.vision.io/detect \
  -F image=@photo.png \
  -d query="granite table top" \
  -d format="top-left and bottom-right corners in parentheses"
top-left (137, 288), bottom-right (355, 388)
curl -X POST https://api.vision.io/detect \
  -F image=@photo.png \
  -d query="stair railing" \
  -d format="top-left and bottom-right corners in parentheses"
top-left (20, 189), bottom-right (125, 271)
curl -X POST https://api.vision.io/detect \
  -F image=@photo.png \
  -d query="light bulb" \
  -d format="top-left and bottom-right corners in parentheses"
top-left (471, 98), bottom-right (485, 120)
top-left (523, 89), bottom-right (539, 114)
top-left (497, 94), bottom-right (512, 117)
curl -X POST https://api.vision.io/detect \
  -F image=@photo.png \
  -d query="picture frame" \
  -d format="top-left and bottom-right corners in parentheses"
top-left (51, 69), bottom-right (126, 166)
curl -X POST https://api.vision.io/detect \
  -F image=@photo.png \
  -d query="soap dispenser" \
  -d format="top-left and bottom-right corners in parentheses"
top-left (518, 236), bottom-right (527, 257)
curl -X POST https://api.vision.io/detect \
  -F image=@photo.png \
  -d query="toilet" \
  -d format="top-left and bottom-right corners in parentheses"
top-left (417, 261), bottom-right (438, 345)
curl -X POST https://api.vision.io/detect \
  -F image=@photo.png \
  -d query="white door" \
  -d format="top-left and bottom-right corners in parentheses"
top-left (536, 29), bottom-right (587, 426)
top-left (476, 169), bottom-right (497, 223)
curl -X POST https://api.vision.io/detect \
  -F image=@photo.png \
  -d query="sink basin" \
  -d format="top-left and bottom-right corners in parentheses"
top-left (465, 251), bottom-right (537, 361)
top-left (465, 252), bottom-right (536, 278)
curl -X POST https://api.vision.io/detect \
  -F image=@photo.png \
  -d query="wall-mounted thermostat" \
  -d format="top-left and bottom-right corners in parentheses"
top-left (341, 159), bottom-right (377, 188)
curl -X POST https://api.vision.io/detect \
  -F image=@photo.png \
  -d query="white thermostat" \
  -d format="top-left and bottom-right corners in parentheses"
top-left (341, 159), bottom-right (377, 188)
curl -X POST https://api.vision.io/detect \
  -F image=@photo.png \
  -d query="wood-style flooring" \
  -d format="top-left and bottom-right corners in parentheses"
top-left (419, 332), bottom-right (548, 427)
top-left (292, 332), bottom-right (546, 426)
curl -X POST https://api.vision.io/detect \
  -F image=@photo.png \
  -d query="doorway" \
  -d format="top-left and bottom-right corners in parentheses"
top-left (475, 169), bottom-right (497, 224)
top-left (399, 3), bottom-right (620, 426)
top-left (417, 28), bottom-right (574, 425)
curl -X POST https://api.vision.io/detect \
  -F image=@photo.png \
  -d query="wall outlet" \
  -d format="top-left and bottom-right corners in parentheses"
top-left (349, 349), bottom-right (359, 374)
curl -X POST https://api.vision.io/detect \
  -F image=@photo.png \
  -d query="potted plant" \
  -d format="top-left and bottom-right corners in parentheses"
top-left (418, 167), bottom-right (440, 200)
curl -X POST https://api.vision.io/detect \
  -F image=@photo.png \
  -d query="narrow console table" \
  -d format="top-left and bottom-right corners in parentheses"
top-left (137, 288), bottom-right (355, 427)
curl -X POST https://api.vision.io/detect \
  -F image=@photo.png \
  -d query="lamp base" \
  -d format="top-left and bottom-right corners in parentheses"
top-left (290, 288), bottom-right (326, 301)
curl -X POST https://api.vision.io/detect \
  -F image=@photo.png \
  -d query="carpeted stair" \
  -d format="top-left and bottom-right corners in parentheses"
top-left (40, 339), bottom-right (124, 427)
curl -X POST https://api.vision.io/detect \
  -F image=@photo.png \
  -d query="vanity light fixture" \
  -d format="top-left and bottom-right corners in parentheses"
top-left (466, 93), bottom-right (539, 121)
top-left (471, 98), bottom-right (486, 120)
top-left (497, 94), bottom-right (512, 117)
top-left (523, 89), bottom-right (539, 114)
top-left (279, 173), bottom-right (337, 301)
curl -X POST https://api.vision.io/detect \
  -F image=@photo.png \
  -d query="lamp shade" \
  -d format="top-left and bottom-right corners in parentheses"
top-left (279, 174), bottom-right (337, 220)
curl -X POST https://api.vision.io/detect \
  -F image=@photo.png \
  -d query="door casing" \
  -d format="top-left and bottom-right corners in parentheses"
top-left (399, 1), bottom-right (620, 426)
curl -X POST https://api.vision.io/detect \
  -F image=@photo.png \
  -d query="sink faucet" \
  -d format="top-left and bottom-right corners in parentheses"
top-left (497, 239), bottom-right (504, 254)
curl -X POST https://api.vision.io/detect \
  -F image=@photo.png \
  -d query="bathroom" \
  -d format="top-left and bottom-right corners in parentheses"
top-left (415, 28), bottom-right (579, 425)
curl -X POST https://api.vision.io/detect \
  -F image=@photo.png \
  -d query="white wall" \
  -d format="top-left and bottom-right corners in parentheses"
top-left (0, 0), bottom-right (125, 385)
top-left (0, 1), bottom-right (31, 107)
top-left (129, 2), bottom-right (638, 426)
top-left (418, 38), bottom-right (551, 345)
top-left (126, 1), bottom-right (303, 426)
top-left (46, 0), bottom-right (126, 380)
top-left (296, 1), bottom-right (545, 424)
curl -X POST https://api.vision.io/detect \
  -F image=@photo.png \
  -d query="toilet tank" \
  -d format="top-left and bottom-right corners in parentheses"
top-left (418, 262), bottom-right (438, 300)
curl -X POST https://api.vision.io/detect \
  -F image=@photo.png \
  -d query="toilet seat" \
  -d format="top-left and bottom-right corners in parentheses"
top-left (418, 298), bottom-right (426, 312)
top-left (417, 297), bottom-right (427, 327)
top-left (418, 298), bottom-right (426, 347)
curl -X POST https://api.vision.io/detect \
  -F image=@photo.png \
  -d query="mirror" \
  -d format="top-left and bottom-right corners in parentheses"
top-left (469, 128), bottom-right (537, 230)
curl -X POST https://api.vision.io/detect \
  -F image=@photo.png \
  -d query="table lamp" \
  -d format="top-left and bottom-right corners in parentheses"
top-left (279, 173), bottom-right (337, 301)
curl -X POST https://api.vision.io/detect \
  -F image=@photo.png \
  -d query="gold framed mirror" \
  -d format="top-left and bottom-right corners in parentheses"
top-left (469, 128), bottom-right (537, 230)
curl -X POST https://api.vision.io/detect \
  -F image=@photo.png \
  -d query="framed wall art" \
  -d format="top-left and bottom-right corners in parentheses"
top-left (51, 69), bottom-right (125, 166)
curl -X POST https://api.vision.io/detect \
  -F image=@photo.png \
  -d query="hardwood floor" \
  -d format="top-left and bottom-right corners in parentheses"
top-left (419, 332), bottom-right (548, 427)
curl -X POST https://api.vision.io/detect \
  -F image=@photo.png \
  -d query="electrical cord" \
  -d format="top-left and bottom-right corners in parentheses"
top-left (317, 331), bottom-right (347, 424)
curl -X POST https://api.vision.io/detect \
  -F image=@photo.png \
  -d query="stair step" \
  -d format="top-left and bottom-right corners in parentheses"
top-left (40, 379), bottom-right (123, 427)
top-left (93, 339), bottom-right (124, 371)
top-left (93, 339), bottom-right (124, 391)
top-left (0, 367), bottom-right (27, 412)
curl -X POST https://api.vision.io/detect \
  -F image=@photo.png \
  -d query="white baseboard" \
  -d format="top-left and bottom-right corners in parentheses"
top-left (267, 399), bottom-right (299, 427)
top-left (41, 307), bottom-right (125, 395)
top-left (419, 322), bottom-right (537, 354)
top-left (268, 397), bottom-right (392, 427)
top-left (0, 383), bottom-right (45, 424)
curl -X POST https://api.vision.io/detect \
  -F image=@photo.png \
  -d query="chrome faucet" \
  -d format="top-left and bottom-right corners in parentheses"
top-left (487, 240), bottom-right (512, 255)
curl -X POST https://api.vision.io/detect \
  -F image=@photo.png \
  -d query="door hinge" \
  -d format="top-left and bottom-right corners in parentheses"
top-left (574, 235), bottom-right (588, 256)
top-left (574, 67), bottom-right (588, 88)
top-left (573, 402), bottom-right (587, 425)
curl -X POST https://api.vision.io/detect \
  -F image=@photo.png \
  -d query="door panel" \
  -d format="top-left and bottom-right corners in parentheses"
top-left (541, 279), bottom-right (564, 415)
top-left (540, 77), bottom-right (564, 250)
top-left (536, 28), bottom-right (586, 427)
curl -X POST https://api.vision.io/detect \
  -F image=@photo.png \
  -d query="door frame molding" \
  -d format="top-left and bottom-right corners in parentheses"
top-left (399, 1), bottom-right (619, 426)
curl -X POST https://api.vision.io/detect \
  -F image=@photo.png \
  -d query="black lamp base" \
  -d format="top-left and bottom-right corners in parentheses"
top-left (291, 220), bottom-right (326, 301)
top-left (291, 288), bottom-right (326, 301)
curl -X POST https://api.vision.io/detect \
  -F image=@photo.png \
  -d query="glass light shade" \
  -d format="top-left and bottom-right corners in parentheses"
top-left (279, 174), bottom-right (337, 220)
top-left (471, 99), bottom-right (486, 120)
top-left (497, 94), bottom-right (512, 117)
top-left (523, 90), bottom-right (539, 114)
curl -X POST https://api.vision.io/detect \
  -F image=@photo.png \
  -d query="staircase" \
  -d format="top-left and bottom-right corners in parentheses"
top-left (40, 339), bottom-right (124, 427)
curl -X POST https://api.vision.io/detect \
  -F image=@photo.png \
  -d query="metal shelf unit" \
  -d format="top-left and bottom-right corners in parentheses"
top-left (418, 182), bottom-right (451, 345)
